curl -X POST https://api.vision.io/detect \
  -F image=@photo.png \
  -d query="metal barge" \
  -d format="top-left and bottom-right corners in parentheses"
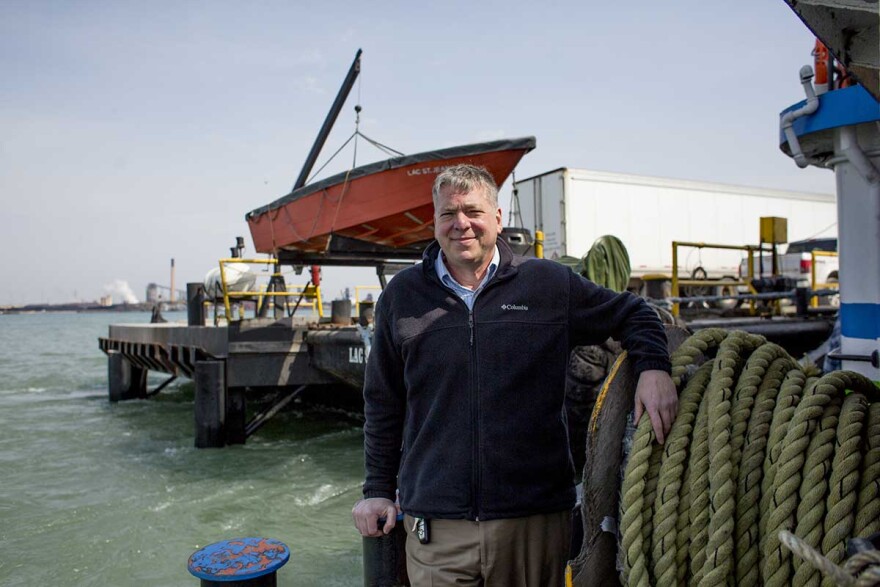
top-left (98, 245), bottom-right (417, 448)
top-left (99, 308), bottom-right (366, 447)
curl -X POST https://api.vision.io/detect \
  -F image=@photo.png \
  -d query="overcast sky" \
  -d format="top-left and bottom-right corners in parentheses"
top-left (0, 0), bottom-right (835, 305)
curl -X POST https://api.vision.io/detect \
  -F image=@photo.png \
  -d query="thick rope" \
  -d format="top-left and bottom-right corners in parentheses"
top-left (792, 394), bottom-right (842, 587)
top-left (620, 415), bottom-right (655, 587)
top-left (702, 332), bottom-right (766, 584)
top-left (845, 550), bottom-right (880, 586)
top-left (729, 341), bottom-right (780, 487)
top-left (688, 396), bottom-right (711, 584)
top-left (779, 530), bottom-right (856, 587)
top-left (764, 373), bottom-right (842, 587)
top-left (759, 369), bottom-right (807, 547)
top-left (736, 353), bottom-right (797, 585)
top-left (669, 328), bottom-right (728, 387)
top-left (641, 447), bottom-right (663, 586)
top-left (610, 330), bottom-right (879, 587)
top-left (623, 327), bottom-right (728, 586)
top-left (781, 529), bottom-right (880, 587)
top-left (854, 401), bottom-right (880, 538)
top-left (652, 361), bottom-right (714, 585)
top-left (821, 393), bottom-right (869, 583)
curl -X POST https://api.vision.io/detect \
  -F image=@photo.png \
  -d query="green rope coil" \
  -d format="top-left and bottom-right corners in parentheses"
top-left (669, 328), bottom-right (728, 387)
top-left (620, 413), bottom-right (654, 587)
top-left (792, 395), bottom-right (842, 587)
top-left (854, 402), bottom-right (880, 538)
top-left (760, 369), bottom-right (807, 546)
top-left (676, 446), bottom-right (694, 585)
top-left (735, 354), bottom-right (798, 585)
top-left (583, 235), bottom-right (632, 293)
top-left (763, 374), bottom-right (838, 587)
top-left (780, 529), bottom-right (880, 587)
top-left (702, 332), bottom-right (765, 584)
top-left (688, 397), bottom-right (711, 585)
top-left (612, 330), bottom-right (879, 587)
top-left (822, 393), bottom-right (869, 576)
top-left (652, 361), bottom-right (714, 586)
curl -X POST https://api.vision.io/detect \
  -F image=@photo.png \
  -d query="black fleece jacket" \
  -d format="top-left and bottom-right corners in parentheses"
top-left (362, 238), bottom-right (670, 521)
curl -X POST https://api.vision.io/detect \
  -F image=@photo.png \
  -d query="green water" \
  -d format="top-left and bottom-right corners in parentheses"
top-left (0, 311), bottom-right (366, 586)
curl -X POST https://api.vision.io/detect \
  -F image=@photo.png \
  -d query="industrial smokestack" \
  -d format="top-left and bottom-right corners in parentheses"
top-left (170, 258), bottom-right (176, 303)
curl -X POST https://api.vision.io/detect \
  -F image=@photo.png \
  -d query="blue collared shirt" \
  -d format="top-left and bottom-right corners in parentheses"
top-left (435, 246), bottom-right (500, 311)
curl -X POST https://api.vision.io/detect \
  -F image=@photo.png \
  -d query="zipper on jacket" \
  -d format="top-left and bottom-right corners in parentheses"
top-left (469, 306), bottom-right (480, 520)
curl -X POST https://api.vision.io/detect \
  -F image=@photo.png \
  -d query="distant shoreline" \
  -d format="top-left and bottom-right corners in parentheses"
top-left (0, 302), bottom-right (186, 315)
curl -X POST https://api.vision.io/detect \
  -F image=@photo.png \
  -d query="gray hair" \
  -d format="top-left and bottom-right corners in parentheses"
top-left (432, 164), bottom-right (499, 208)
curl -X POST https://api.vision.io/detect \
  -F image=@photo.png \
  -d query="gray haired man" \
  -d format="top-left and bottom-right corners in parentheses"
top-left (353, 164), bottom-right (676, 586)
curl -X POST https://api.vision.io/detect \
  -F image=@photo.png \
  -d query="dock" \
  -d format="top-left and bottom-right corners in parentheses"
top-left (99, 307), bottom-right (372, 447)
top-left (98, 295), bottom-right (835, 449)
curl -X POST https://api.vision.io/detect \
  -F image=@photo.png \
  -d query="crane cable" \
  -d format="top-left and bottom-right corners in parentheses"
top-left (615, 328), bottom-right (879, 587)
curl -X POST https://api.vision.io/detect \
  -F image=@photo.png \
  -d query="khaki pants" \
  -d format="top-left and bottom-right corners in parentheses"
top-left (403, 511), bottom-right (572, 587)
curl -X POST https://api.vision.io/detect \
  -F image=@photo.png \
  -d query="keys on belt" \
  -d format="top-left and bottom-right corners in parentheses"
top-left (412, 516), bottom-right (430, 544)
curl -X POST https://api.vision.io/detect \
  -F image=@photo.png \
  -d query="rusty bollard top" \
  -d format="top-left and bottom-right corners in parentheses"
top-left (188, 537), bottom-right (289, 582)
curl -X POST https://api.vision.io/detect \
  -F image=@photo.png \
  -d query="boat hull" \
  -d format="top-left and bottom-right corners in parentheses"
top-left (246, 137), bottom-right (535, 254)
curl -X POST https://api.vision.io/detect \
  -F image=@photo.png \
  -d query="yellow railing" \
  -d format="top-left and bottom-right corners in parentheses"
top-left (671, 241), bottom-right (768, 317)
top-left (218, 258), bottom-right (323, 321)
top-left (282, 284), bottom-right (324, 317)
top-left (354, 285), bottom-right (381, 315)
top-left (810, 250), bottom-right (839, 307)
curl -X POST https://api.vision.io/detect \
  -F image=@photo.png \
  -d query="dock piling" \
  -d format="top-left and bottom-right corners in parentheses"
top-left (363, 514), bottom-right (408, 586)
top-left (107, 351), bottom-right (147, 402)
top-left (226, 387), bottom-right (247, 445)
top-left (187, 282), bottom-right (206, 326)
top-left (194, 360), bottom-right (226, 448)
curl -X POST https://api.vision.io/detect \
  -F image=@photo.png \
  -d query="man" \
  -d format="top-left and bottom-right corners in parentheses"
top-left (353, 164), bottom-right (677, 586)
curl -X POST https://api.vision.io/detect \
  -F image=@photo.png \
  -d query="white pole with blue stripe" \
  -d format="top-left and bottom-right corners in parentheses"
top-left (781, 78), bottom-right (880, 381)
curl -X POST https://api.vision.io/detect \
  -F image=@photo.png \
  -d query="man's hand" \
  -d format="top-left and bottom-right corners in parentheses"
top-left (352, 497), bottom-right (399, 537)
top-left (634, 369), bottom-right (678, 444)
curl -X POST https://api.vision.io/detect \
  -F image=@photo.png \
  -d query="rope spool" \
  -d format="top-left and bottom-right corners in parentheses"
top-left (569, 328), bottom-right (880, 586)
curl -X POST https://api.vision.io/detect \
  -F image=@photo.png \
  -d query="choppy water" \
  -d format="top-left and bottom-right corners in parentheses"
top-left (0, 311), bottom-right (366, 586)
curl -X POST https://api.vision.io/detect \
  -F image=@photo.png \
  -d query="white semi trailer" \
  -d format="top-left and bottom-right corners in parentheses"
top-left (512, 168), bottom-right (837, 296)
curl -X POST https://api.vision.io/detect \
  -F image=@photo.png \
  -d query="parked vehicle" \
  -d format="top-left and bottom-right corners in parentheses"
top-left (738, 237), bottom-right (839, 288)
top-left (512, 168), bottom-right (837, 298)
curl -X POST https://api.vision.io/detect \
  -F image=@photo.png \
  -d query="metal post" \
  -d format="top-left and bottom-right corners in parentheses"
top-left (363, 515), bottom-right (408, 587)
top-left (218, 261), bottom-right (233, 322)
top-left (292, 49), bottom-right (363, 192)
top-left (194, 360), bottom-right (226, 448)
top-left (331, 299), bottom-right (352, 324)
top-left (272, 272), bottom-right (287, 319)
top-left (187, 283), bottom-right (206, 326)
top-left (108, 351), bottom-right (147, 401)
top-left (747, 248), bottom-right (756, 314)
top-left (226, 387), bottom-right (247, 445)
top-left (834, 125), bottom-right (880, 381)
top-left (794, 287), bottom-right (810, 316)
top-left (535, 230), bottom-right (544, 259)
top-left (671, 242), bottom-right (679, 317)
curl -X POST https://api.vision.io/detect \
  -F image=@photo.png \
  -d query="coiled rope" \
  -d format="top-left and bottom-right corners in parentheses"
top-left (619, 328), bottom-right (880, 587)
top-left (780, 530), bottom-right (880, 587)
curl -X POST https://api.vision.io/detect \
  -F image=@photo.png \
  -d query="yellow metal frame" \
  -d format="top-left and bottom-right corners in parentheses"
top-left (217, 258), bottom-right (324, 321)
top-left (809, 250), bottom-right (839, 307)
top-left (671, 241), bottom-right (769, 317)
top-left (354, 285), bottom-right (381, 315)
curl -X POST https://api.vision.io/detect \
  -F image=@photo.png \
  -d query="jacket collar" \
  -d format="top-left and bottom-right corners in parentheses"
top-left (422, 237), bottom-right (517, 282)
